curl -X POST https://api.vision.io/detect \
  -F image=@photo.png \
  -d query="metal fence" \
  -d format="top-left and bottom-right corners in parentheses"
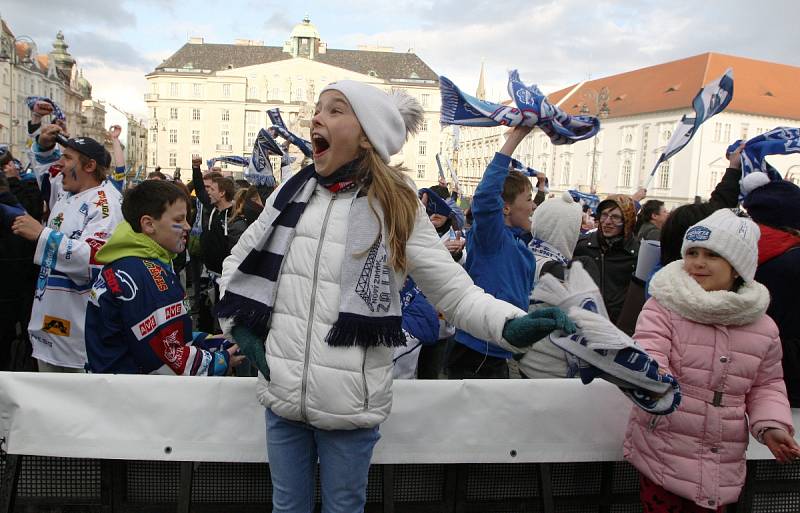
top-left (2, 456), bottom-right (799, 513)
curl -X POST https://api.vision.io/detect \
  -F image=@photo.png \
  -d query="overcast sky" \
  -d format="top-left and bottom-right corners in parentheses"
top-left (3, 0), bottom-right (799, 118)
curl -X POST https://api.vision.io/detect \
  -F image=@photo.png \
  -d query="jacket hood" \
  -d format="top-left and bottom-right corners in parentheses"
top-left (597, 194), bottom-right (636, 240)
top-left (96, 221), bottom-right (175, 265)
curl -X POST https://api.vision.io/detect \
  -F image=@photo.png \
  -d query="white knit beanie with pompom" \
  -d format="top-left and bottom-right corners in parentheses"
top-left (320, 81), bottom-right (423, 163)
top-left (531, 190), bottom-right (583, 260)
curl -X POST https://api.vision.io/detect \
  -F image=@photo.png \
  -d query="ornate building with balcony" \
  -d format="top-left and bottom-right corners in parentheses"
top-left (145, 16), bottom-right (441, 185)
top-left (0, 19), bottom-right (99, 160)
top-left (444, 53), bottom-right (800, 206)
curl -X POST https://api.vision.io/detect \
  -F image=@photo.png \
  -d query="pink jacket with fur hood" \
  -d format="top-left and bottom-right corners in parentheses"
top-left (624, 260), bottom-right (795, 509)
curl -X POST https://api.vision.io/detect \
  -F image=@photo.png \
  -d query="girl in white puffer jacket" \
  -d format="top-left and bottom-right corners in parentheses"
top-left (216, 81), bottom-right (575, 513)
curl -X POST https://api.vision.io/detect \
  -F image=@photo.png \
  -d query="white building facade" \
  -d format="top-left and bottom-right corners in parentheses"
top-left (145, 17), bottom-right (442, 187)
top-left (444, 53), bottom-right (800, 207)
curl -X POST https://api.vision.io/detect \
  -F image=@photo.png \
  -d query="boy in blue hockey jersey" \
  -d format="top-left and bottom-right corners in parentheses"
top-left (85, 180), bottom-right (242, 375)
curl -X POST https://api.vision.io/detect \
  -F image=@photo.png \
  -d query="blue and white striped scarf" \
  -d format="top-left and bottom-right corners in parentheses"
top-left (245, 129), bottom-right (283, 187)
top-left (267, 108), bottom-right (313, 158)
top-left (510, 157), bottom-right (549, 192)
top-left (439, 70), bottom-right (600, 145)
top-left (215, 164), bottom-right (405, 348)
top-left (568, 190), bottom-right (599, 212)
top-left (728, 126), bottom-right (798, 197)
top-left (26, 96), bottom-right (66, 121)
top-left (208, 155), bottom-right (250, 169)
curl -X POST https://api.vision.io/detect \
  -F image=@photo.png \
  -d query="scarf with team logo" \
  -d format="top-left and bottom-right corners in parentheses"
top-left (439, 70), bottom-right (600, 144)
top-left (215, 161), bottom-right (405, 348)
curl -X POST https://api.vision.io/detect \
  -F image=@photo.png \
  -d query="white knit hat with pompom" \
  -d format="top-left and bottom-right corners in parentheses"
top-left (320, 80), bottom-right (423, 163)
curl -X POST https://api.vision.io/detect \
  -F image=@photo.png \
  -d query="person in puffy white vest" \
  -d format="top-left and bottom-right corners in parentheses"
top-left (216, 81), bottom-right (576, 513)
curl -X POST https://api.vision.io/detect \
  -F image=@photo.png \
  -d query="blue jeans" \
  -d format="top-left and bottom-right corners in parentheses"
top-left (266, 408), bottom-right (380, 513)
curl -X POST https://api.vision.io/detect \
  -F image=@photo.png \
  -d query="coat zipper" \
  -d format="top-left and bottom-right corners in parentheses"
top-left (361, 348), bottom-right (370, 411)
top-left (647, 415), bottom-right (661, 431)
top-left (300, 193), bottom-right (337, 422)
top-left (600, 253), bottom-right (605, 295)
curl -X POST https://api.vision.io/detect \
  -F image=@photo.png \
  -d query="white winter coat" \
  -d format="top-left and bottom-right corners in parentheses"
top-left (221, 183), bottom-right (525, 430)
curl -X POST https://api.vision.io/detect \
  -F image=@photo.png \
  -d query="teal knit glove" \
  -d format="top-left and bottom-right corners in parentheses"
top-left (502, 307), bottom-right (577, 348)
top-left (231, 325), bottom-right (270, 379)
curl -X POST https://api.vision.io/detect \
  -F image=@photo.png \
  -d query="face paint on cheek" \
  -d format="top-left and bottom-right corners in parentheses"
top-left (172, 224), bottom-right (187, 251)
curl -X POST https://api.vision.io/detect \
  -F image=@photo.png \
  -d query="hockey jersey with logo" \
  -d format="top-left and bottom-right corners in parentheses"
top-left (85, 254), bottom-right (230, 375)
top-left (28, 181), bottom-right (123, 368)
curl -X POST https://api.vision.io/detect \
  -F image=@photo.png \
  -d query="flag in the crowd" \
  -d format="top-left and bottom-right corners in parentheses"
top-left (209, 155), bottom-right (250, 168)
top-left (25, 96), bottom-right (66, 121)
top-left (245, 129), bottom-right (278, 187)
top-left (434, 153), bottom-right (447, 183)
top-left (439, 70), bottom-right (600, 144)
top-left (728, 126), bottom-right (799, 197)
top-left (267, 108), bottom-right (313, 157)
top-left (645, 68), bottom-right (734, 189)
top-left (510, 157), bottom-right (548, 192)
top-left (568, 190), bottom-right (600, 212)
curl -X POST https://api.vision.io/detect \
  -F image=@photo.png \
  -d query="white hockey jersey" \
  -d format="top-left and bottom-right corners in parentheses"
top-left (29, 181), bottom-right (124, 368)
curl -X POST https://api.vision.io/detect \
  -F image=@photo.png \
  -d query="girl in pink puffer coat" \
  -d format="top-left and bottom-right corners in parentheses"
top-left (625, 209), bottom-right (800, 512)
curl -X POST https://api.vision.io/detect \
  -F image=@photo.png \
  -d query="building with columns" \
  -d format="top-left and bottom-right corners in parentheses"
top-left (102, 102), bottom-right (148, 176)
top-left (145, 16), bottom-right (442, 186)
top-left (444, 53), bottom-right (800, 206)
top-left (0, 20), bottom-right (99, 160)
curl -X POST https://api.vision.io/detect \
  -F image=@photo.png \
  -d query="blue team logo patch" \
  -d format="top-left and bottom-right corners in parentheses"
top-left (685, 226), bottom-right (711, 242)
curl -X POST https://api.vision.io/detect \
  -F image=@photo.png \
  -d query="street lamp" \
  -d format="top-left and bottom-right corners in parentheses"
top-left (580, 87), bottom-right (610, 193)
top-left (150, 118), bottom-right (165, 171)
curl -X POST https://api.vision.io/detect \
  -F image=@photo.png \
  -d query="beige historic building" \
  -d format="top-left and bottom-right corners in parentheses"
top-left (145, 16), bottom-right (441, 186)
top-left (0, 20), bottom-right (98, 159)
top-left (102, 101), bottom-right (148, 176)
top-left (444, 53), bottom-right (800, 206)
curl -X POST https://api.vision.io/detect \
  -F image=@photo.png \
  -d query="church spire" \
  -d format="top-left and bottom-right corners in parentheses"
top-left (476, 60), bottom-right (486, 101)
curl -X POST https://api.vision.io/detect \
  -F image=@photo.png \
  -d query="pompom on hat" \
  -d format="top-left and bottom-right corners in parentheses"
top-left (320, 81), bottom-right (423, 163)
top-left (741, 173), bottom-right (800, 231)
top-left (680, 208), bottom-right (760, 282)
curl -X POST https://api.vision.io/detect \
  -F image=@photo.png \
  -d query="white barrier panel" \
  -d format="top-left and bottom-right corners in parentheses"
top-left (0, 373), bottom-right (796, 463)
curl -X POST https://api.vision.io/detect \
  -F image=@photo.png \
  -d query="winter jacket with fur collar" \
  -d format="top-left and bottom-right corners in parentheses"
top-left (625, 260), bottom-right (794, 509)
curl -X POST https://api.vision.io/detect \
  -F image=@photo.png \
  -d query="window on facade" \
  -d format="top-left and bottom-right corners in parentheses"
top-left (221, 109), bottom-right (230, 121)
top-left (151, 83), bottom-right (158, 94)
top-left (421, 119), bottom-right (428, 132)
top-left (170, 108), bottom-right (178, 120)
top-left (151, 153), bottom-right (156, 166)
top-left (421, 94), bottom-right (430, 108)
top-left (723, 124), bottom-right (731, 143)
top-left (169, 129), bottom-right (177, 144)
top-left (169, 152), bottom-right (177, 167)
top-left (223, 83), bottom-right (231, 97)
top-left (740, 123), bottom-right (749, 140)
top-left (170, 82), bottom-right (179, 96)
top-left (541, 160), bottom-right (548, 176)
top-left (714, 122), bottom-right (722, 142)
top-left (659, 160), bottom-right (671, 189)
top-left (249, 86), bottom-right (258, 98)
top-left (221, 130), bottom-right (230, 145)
top-left (625, 133), bottom-right (633, 144)
top-left (192, 109), bottom-right (200, 121)
top-left (417, 163), bottom-right (426, 179)
top-left (247, 131), bottom-right (256, 147)
top-left (151, 130), bottom-right (157, 143)
top-left (192, 131), bottom-right (200, 145)
top-left (295, 87), bottom-right (304, 101)
top-left (245, 111), bottom-right (260, 124)
top-left (193, 83), bottom-right (201, 97)
top-left (418, 140), bottom-right (427, 156)
top-left (663, 130), bottom-right (672, 141)
top-left (622, 159), bottom-right (632, 188)
top-left (271, 87), bottom-right (280, 99)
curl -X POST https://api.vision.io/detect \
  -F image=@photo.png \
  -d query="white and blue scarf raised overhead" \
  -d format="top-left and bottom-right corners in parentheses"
top-left (645, 68), bottom-right (734, 188)
top-left (245, 128), bottom-right (284, 187)
top-left (267, 108), bottom-right (313, 158)
top-left (439, 70), bottom-right (600, 145)
top-left (729, 126), bottom-right (799, 198)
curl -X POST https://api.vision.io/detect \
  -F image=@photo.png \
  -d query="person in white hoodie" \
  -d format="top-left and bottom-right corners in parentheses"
top-left (519, 191), bottom-right (599, 379)
top-left (216, 81), bottom-right (576, 513)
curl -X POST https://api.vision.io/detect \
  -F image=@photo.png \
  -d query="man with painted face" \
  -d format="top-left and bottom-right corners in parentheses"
top-left (12, 124), bottom-right (123, 372)
top-left (573, 194), bottom-right (639, 324)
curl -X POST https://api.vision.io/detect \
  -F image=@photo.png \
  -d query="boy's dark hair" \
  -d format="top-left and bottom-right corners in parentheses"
top-left (0, 147), bottom-right (13, 168)
top-left (123, 180), bottom-right (190, 232)
top-left (211, 175), bottom-right (235, 201)
top-left (634, 199), bottom-right (665, 234)
top-left (203, 171), bottom-right (222, 181)
top-left (501, 170), bottom-right (532, 204)
top-left (147, 171), bottom-right (167, 180)
top-left (429, 185), bottom-right (450, 199)
top-left (0, 173), bottom-right (9, 193)
top-left (234, 179), bottom-right (251, 191)
top-left (659, 202), bottom-right (717, 266)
